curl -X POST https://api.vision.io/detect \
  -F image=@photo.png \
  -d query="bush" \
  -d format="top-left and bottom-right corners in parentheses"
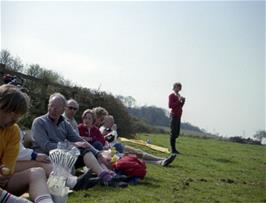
top-left (229, 136), bottom-right (261, 145)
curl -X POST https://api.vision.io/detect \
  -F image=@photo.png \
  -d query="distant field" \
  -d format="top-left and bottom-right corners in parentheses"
top-left (68, 133), bottom-right (266, 203)
top-left (155, 125), bottom-right (213, 137)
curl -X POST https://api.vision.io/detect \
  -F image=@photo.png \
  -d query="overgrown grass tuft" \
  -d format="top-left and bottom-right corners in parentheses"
top-left (68, 133), bottom-right (266, 203)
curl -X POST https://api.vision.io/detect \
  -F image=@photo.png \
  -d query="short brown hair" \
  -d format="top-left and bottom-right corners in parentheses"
top-left (173, 82), bottom-right (182, 90)
top-left (82, 109), bottom-right (95, 121)
top-left (92, 106), bottom-right (108, 119)
top-left (0, 84), bottom-right (30, 114)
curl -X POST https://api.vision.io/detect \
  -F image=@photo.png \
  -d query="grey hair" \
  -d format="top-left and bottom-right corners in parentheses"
top-left (67, 98), bottom-right (79, 109)
top-left (48, 92), bottom-right (66, 106)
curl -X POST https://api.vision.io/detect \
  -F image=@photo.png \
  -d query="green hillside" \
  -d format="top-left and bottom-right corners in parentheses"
top-left (68, 133), bottom-right (266, 203)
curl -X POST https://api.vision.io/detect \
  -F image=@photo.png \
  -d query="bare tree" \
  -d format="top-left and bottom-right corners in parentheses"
top-left (117, 95), bottom-right (136, 108)
top-left (10, 56), bottom-right (24, 72)
top-left (0, 49), bottom-right (24, 72)
top-left (0, 49), bottom-right (12, 67)
top-left (26, 64), bottom-right (42, 77)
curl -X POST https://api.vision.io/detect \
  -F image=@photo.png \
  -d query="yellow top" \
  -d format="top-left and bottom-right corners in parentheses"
top-left (0, 124), bottom-right (20, 174)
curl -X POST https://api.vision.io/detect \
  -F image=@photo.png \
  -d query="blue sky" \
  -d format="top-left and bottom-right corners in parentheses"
top-left (1, 1), bottom-right (265, 138)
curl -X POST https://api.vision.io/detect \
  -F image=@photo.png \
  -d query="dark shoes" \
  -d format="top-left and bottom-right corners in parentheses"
top-left (161, 154), bottom-right (177, 167)
top-left (111, 174), bottom-right (128, 182)
top-left (172, 150), bottom-right (181, 155)
top-left (73, 170), bottom-right (99, 190)
top-left (100, 174), bottom-right (128, 188)
top-left (103, 180), bottom-right (128, 188)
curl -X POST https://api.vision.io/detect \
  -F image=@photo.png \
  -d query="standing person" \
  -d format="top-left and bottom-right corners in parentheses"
top-left (0, 84), bottom-right (54, 203)
top-left (63, 99), bottom-right (79, 134)
top-left (168, 82), bottom-right (185, 155)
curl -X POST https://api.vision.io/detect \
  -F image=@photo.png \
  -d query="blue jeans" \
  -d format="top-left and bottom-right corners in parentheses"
top-left (113, 143), bottom-right (124, 153)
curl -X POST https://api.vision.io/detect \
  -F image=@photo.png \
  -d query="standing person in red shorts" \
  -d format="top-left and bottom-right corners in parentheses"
top-left (168, 82), bottom-right (186, 156)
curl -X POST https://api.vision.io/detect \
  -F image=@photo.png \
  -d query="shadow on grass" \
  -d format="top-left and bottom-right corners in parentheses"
top-left (139, 176), bottom-right (161, 188)
top-left (212, 158), bottom-right (235, 164)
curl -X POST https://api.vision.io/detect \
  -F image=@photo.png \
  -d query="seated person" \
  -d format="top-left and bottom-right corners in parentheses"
top-left (78, 109), bottom-right (106, 151)
top-left (63, 99), bottom-right (79, 135)
top-left (31, 93), bottom-right (127, 188)
top-left (15, 129), bottom-right (53, 177)
top-left (99, 115), bottom-right (123, 153)
top-left (100, 115), bottom-right (176, 167)
top-left (0, 84), bottom-right (54, 203)
top-left (92, 106), bottom-right (109, 128)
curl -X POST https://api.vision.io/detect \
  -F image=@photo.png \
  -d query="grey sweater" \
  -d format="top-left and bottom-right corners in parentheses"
top-left (31, 114), bottom-right (99, 156)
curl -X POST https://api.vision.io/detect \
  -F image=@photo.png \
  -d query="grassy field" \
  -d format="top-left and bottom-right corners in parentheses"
top-left (68, 133), bottom-right (266, 203)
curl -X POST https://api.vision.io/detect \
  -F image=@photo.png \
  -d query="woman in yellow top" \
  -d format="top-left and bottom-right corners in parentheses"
top-left (0, 84), bottom-right (54, 203)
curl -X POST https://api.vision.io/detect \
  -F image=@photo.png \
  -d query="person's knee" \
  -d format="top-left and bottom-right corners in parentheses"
top-left (29, 167), bottom-right (46, 181)
top-left (83, 152), bottom-right (95, 163)
top-left (39, 163), bottom-right (53, 177)
top-left (84, 151), bottom-right (93, 159)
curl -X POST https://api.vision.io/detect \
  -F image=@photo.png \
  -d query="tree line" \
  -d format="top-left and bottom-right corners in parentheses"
top-left (0, 49), bottom-right (147, 136)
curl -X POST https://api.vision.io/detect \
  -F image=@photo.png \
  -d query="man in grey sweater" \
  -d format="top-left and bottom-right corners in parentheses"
top-left (31, 93), bottom-right (127, 189)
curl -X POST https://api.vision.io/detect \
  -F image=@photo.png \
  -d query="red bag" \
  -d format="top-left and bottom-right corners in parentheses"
top-left (112, 156), bottom-right (146, 179)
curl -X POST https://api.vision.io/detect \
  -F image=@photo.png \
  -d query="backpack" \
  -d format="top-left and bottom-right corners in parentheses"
top-left (112, 155), bottom-right (146, 179)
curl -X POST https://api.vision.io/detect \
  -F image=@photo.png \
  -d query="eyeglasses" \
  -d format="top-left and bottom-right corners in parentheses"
top-left (67, 106), bottom-right (78, 111)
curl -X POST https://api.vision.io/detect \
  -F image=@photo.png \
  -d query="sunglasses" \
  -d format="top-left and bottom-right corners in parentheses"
top-left (67, 106), bottom-right (78, 111)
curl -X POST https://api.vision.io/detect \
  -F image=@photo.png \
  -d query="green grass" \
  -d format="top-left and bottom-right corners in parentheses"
top-left (68, 133), bottom-right (266, 203)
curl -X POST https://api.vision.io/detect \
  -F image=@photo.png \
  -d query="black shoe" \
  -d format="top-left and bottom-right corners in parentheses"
top-left (113, 181), bottom-right (128, 188)
top-left (102, 180), bottom-right (128, 188)
top-left (111, 174), bottom-right (128, 182)
top-left (100, 175), bottom-right (128, 188)
top-left (73, 171), bottom-right (99, 190)
top-left (161, 154), bottom-right (177, 167)
top-left (172, 150), bottom-right (181, 155)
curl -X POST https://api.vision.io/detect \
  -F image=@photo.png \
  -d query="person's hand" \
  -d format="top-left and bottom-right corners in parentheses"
top-left (111, 124), bottom-right (117, 131)
top-left (83, 136), bottom-right (92, 142)
top-left (0, 165), bottom-right (11, 176)
top-left (74, 141), bottom-right (90, 148)
top-left (103, 143), bottom-right (110, 150)
top-left (36, 153), bottom-right (50, 163)
top-left (0, 165), bottom-right (11, 188)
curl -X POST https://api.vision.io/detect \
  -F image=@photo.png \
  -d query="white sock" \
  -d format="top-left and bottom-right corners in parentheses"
top-left (34, 194), bottom-right (53, 203)
top-left (142, 153), bottom-right (164, 161)
top-left (143, 160), bottom-right (163, 165)
top-left (0, 190), bottom-right (32, 203)
top-left (66, 176), bottom-right (78, 189)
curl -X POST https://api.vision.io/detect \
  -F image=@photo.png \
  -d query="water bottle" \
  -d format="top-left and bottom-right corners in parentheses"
top-left (57, 141), bottom-right (68, 150)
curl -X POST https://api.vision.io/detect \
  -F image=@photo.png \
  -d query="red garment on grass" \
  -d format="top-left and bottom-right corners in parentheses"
top-left (112, 155), bottom-right (146, 179)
